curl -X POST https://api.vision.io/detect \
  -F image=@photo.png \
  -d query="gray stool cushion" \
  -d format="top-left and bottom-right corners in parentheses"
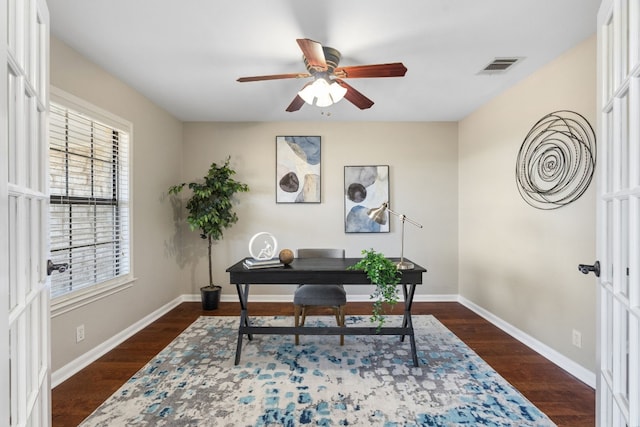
top-left (293, 284), bottom-right (346, 306)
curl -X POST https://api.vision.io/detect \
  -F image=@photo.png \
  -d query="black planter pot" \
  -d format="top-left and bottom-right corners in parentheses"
top-left (200, 285), bottom-right (221, 310)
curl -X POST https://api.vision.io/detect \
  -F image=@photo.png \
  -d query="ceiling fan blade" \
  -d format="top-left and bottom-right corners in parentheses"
top-left (286, 95), bottom-right (306, 112)
top-left (237, 73), bottom-right (311, 82)
top-left (335, 79), bottom-right (374, 110)
top-left (296, 38), bottom-right (327, 72)
top-left (334, 63), bottom-right (407, 79)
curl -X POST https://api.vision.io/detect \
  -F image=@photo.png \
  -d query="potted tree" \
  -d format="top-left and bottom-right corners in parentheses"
top-left (168, 157), bottom-right (249, 310)
top-left (349, 248), bottom-right (401, 329)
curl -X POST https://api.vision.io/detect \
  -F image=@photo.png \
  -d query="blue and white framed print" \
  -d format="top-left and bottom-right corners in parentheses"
top-left (344, 165), bottom-right (390, 233)
top-left (276, 136), bottom-right (321, 203)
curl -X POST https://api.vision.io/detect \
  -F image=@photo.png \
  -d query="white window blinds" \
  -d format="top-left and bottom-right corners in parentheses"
top-left (49, 101), bottom-right (130, 299)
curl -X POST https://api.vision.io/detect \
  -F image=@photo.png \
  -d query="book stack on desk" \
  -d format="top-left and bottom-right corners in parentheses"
top-left (242, 257), bottom-right (284, 269)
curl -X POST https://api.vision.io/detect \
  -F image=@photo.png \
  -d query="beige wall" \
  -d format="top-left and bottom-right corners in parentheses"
top-left (180, 122), bottom-right (459, 298)
top-left (458, 35), bottom-right (597, 371)
top-left (49, 37), bottom-right (184, 371)
top-left (48, 32), bottom-right (598, 377)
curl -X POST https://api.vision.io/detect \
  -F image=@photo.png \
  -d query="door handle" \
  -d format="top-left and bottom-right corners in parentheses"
top-left (47, 259), bottom-right (68, 276)
top-left (578, 261), bottom-right (600, 277)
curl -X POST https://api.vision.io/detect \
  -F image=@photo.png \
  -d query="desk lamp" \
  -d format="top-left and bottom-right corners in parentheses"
top-left (367, 202), bottom-right (423, 270)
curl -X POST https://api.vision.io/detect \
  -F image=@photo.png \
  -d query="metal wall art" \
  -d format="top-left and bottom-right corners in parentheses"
top-left (515, 110), bottom-right (596, 210)
top-left (344, 165), bottom-right (390, 233)
top-left (276, 136), bottom-right (321, 203)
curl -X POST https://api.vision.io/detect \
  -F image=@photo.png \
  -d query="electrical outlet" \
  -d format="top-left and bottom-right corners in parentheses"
top-left (76, 324), bottom-right (85, 343)
top-left (572, 329), bottom-right (582, 348)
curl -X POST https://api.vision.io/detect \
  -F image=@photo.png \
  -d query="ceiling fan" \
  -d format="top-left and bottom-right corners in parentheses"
top-left (237, 38), bottom-right (408, 112)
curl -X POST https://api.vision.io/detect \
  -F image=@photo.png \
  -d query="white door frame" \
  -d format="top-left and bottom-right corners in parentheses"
top-left (596, 0), bottom-right (640, 425)
top-left (1, 0), bottom-right (51, 425)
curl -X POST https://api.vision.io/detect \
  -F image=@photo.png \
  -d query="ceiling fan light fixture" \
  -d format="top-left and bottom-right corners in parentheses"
top-left (329, 80), bottom-right (347, 102)
top-left (238, 39), bottom-right (407, 112)
top-left (315, 91), bottom-right (333, 107)
top-left (298, 77), bottom-right (346, 107)
top-left (297, 79), bottom-right (322, 105)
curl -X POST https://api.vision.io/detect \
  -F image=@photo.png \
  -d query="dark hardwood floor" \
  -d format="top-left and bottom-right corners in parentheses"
top-left (51, 302), bottom-right (595, 426)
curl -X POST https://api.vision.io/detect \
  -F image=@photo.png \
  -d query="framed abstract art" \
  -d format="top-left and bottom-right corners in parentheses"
top-left (276, 136), bottom-right (321, 203)
top-left (344, 165), bottom-right (390, 233)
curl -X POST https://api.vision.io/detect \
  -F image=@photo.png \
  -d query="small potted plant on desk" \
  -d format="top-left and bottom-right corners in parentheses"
top-left (168, 157), bottom-right (249, 310)
top-left (349, 248), bottom-right (401, 329)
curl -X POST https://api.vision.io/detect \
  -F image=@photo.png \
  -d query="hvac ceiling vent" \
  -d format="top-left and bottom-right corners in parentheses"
top-left (478, 57), bottom-right (522, 74)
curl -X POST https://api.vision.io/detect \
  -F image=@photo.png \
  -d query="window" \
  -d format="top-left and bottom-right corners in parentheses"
top-left (49, 88), bottom-right (133, 313)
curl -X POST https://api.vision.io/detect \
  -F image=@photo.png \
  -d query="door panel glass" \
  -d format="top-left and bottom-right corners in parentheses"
top-left (7, 0), bottom-right (17, 55)
top-left (607, 200), bottom-right (614, 282)
top-left (8, 195), bottom-right (17, 311)
top-left (631, 1), bottom-right (639, 68)
top-left (25, 306), bottom-right (32, 404)
top-left (621, 92), bottom-right (630, 189)
top-left (605, 291), bottom-right (614, 375)
top-left (21, 0), bottom-right (31, 79)
top-left (627, 314), bottom-right (633, 407)
top-left (9, 319), bottom-right (19, 425)
top-left (35, 15), bottom-right (44, 95)
top-left (602, 379), bottom-right (613, 425)
top-left (618, 307), bottom-right (630, 402)
top-left (24, 93), bottom-right (33, 189)
top-left (613, 102), bottom-right (623, 192)
top-left (7, 67), bottom-right (17, 184)
top-left (621, 198), bottom-right (629, 297)
top-left (635, 78), bottom-right (640, 187)
top-left (606, 109), bottom-right (615, 193)
top-left (35, 108), bottom-right (45, 193)
top-left (28, 199), bottom-right (37, 294)
top-left (32, 292), bottom-right (41, 373)
top-left (621, 0), bottom-right (630, 77)
top-left (635, 196), bottom-right (640, 309)
top-left (36, 199), bottom-right (44, 284)
top-left (605, 15), bottom-right (614, 99)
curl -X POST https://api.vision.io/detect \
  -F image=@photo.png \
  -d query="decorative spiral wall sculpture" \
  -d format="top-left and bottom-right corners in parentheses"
top-left (515, 110), bottom-right (596, 210)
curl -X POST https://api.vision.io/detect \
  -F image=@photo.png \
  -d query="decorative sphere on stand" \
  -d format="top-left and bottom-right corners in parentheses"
top-left (279, 249), bottom-right (294, 265)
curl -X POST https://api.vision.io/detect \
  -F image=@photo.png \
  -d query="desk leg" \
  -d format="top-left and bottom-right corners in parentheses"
top-left (406, 309), bottom-right (419, 367)
top-left (400, 284), bottom-right (417, 341)
top-left (401, 284), bottom-right (419, 367)
top-left (234, 284), bottom-right (251, 365)
top-left (401, 285), bottom-right (408, 342)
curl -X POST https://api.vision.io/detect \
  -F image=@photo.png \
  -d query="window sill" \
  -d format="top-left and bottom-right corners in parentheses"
top-left (51, 276), bottom-right (137, 318)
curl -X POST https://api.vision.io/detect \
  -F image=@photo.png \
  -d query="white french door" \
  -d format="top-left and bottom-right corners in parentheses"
top-left (1, 0), bottom-right (51, 426)
top-left (596, 0), bottom-right (640, 425)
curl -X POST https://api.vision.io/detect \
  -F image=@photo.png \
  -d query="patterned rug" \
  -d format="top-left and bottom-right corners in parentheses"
top-left (80, 315), bottom-right (555, 426)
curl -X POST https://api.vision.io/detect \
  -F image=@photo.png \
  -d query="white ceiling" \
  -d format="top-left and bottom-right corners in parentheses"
top-left (47, 0), bottom-right (600, 122)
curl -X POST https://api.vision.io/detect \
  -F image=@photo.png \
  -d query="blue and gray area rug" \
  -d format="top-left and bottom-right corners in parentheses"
top-left (80, 315), bottom-right (555, 426)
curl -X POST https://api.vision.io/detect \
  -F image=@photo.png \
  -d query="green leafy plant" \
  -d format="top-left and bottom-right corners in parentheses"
top-left (168, 156), bottom-right (249, 288)
top-left (349, 248), bottom-right (401, 329)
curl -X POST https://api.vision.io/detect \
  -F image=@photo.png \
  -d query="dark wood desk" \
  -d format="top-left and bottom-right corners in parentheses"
top-left (226, 257), bottom-right (427, 366)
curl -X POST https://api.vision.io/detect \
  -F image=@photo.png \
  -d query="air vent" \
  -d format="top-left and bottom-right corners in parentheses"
top-left (478, 57), bottom-right (522, 74)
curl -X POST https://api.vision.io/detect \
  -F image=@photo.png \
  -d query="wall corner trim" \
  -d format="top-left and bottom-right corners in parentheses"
top-left (51, 296), bottom-right (185, 388)
top-left (458, 296), bottom-right (596, 388)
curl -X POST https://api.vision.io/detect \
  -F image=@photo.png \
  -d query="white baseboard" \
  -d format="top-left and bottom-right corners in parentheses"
top-left (52, 293), bottom-right (595, 391)
top-left (413, 294), bottom-right (459, 302)
top-left (51, 296), bottom-right (186, 388)
top-left (458, 296), bottom-right (596, 389)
